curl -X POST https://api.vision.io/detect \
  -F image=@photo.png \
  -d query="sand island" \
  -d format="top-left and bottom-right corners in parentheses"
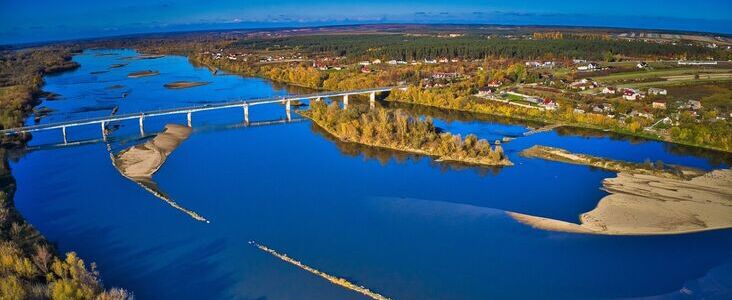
top-left (127, 70), bottom-right (159, 78)
top-left (109, 124), bottom-right (208, 223)
top-left (514, 146), bottom-right (732, 235)
top-left (163, 81), bottom-right (209, 89)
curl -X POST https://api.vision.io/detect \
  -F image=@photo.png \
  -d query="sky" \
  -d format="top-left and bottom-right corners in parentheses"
top-left (1, 0), bottom-right (731, 44)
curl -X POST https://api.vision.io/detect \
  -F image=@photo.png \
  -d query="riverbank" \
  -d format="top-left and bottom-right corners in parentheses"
top-left (521, 145), bottom-right (704, 179)
top-left (300, 102), bottom-right (512, 167)
top-left (509, 168), bottom-right (732, 235)
top-left (384, 96), bottom-right (732, 154)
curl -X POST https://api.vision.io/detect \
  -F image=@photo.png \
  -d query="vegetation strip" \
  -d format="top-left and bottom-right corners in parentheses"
top-left (300, 101), bottom-right (512, 166)
top-left (249, 241), bottom-right (391, 300)
top-left (520, 145), bottom-right (703, 179)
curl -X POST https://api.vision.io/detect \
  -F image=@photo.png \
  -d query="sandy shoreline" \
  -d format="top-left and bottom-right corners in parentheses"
top-left (510, 168), bottom-right (732, 235)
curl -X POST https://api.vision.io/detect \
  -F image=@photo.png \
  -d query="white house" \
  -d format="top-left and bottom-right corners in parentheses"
top-left (648, 88), bottom-right (667, 96)
top-left (602, 87), bottom-right (617, 94)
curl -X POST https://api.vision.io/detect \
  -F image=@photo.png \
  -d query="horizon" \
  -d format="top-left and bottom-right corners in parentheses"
top-left (1, 0), bottom-right (731, 45)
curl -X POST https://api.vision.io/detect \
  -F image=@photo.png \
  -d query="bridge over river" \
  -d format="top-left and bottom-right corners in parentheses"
top-left (1, 86), bottom-right (399, 144)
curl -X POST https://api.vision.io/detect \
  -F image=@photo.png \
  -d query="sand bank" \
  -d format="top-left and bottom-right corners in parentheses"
top-left (509, 168), bottom-right (732, 235)
top-left (110, 124), bottom-right (208, 223)
top-left (127, 70), bottom-right (159, 78)
top-left (521, 145), bottom-right (703, 179)
top-left (163, 81), bottom-right (209, 89)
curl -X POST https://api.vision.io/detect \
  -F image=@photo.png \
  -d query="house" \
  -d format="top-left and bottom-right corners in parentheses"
top-left (372, 59), bottom-right (382, 64)
top-left (486, 80), bottom-right (503, 88)
top-left (602, 87), bottom-right (617, 94)
top-left (526, 61), bottom-right (556, 68)
top-left (637, 61), bottom-right (648, 69)
top-left (570, 78), bottom-right (598, 90)
top-left (432, 72), bottom-right (460, 79)
top-left (358, 61), bottom-right (371, 66)
top-left (424, 59), bottom-right (437, 64)
top-left (630, 110), bottom-right (654, 119)
top-left (623, 89), bottom-right (643, 101)
top-left (577, 63), bottom-right (599, 71)
top-left (387, 60), bottom-right (398, 65)
top-left (592, 103), bottom-right (614, 113)
top-left (652, 101), bottom-right (667, 109)
top-left (687, 100), bottom-right (703, 110)
top-left (477, 87), bottom-right (495, 96)
top-left (648, 88), bottom-right (667, 96)
top-left (540, 99), bottom-right (558, 110)
top-left (438, 58), bottom-right (449, 63)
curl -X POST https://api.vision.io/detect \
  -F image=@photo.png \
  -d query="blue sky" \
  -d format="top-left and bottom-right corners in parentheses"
top-left (1, 0), bottom-right (731, 44)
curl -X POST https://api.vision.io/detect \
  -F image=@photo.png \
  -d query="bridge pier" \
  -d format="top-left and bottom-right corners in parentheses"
top-left (285, 99), bottom-right (292, 122)
top-left (187, 111), bottom-right (192, 127)
top-left (369, 92), bottom-right (376, 109)
top-left (139, 115), bottom-right (145, 136)
top-left (62, 126), bottom-right (67, 144)
top-left (243, 103), bottom-right (249, 124)
top-left (101, 122), bottom-right (106, 141)
top-left (343, 94), bottom-right (349, 109)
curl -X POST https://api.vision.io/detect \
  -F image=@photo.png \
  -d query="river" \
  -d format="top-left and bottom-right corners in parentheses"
top-left (9, 49), bottom-right (732, 299)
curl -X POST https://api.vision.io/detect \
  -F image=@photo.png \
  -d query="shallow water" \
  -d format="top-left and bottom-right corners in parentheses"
top-left (10, 49), bottom-right (732, 299)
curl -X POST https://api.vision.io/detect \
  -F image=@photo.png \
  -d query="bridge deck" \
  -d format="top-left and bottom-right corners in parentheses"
top-left (0, 86), bottom-right (397, 135)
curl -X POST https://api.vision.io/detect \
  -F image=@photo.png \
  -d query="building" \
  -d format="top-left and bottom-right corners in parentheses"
top-left (372, 59), bottom-right (382, 64)
top-left (623, 89), bottom-right (643, 101)
top-left (637, 61), bottom-right (648, 69)
top-left (577, 63), bottom-right (599, 71)
top-left (570, 78), bottom-right (598, 90)
top-left (477, 87), bottom-right (495, 96)
top-left (432, 72), bottom-right (460, 79)
top-left (486, 80), bottom-right (503, 88)
top-left (652, 101), bottom-right (667, 109)
top-left (648, 88), bottom-right (668, 96)
top-left (358, 61), bottom-right (371, 66)
top-left (424, 59), bottom-right (437, 64)
top-left (540, 99), bottom-right (558, 110)
top-left (387, 60), bottom-right (398, 65)
top-left (687, 100), bottom-right (703, 110)
top-left (602, 87), bottom-right (617, 94)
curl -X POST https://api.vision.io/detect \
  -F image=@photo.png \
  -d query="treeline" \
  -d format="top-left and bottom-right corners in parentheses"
top-left (232, 34), bottom-right (725, 61)
top-left (0, 48), bottom-right (79, 131)
top-left (302, 101), bottom-right (511, 166)
top-left (191, 53), bottom-right (419, 90)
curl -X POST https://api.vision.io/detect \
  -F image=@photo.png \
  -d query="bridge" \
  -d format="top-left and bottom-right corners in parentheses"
top-left (0, 86), bottom-right (399, 144)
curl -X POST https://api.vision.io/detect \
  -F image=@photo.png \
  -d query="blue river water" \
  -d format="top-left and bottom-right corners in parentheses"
top-left (9, 49), bottom-right (732, 299)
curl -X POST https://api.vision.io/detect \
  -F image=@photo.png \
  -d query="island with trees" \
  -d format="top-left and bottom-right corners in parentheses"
top-left (300, 101), bottom-right (512, 166)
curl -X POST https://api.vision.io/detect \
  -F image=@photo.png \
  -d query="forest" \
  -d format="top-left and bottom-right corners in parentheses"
top-left (231, 34), bottom-right (728, 61)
